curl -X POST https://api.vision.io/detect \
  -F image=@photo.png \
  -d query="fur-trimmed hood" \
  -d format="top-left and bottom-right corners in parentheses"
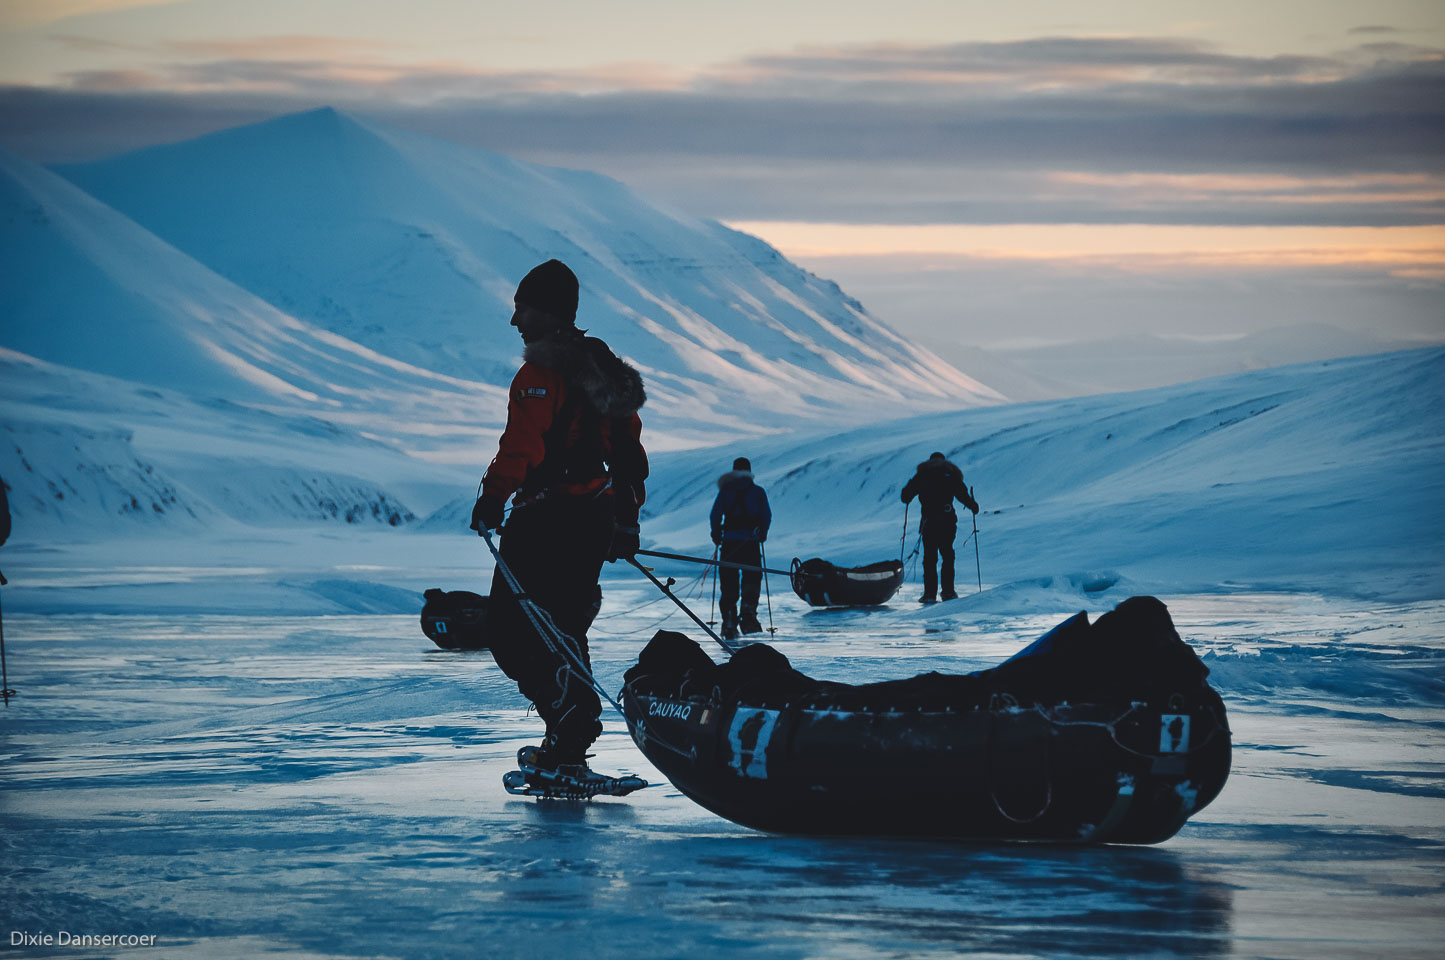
top-left (716, 469), bottom-right (753, 490)
top-left (915, 456), bottom-right (958, 474)
top-left (525, 329), bottom-right (646, 417)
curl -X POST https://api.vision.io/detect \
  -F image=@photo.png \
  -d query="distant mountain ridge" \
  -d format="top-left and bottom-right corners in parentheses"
top-left (53, 107), bottom-right (1003, 441)
top-left (976, 324), bottom-right (1418, 399)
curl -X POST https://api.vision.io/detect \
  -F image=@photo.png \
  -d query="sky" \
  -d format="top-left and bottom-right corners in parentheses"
top-left (2, 0), bottom-right (1442, 354)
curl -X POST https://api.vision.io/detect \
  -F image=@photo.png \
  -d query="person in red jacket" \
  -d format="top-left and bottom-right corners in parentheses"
top-left (470, 259), bottom-right (648, 783)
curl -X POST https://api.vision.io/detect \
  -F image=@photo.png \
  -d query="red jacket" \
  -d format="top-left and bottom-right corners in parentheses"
top-left (483, 331), bottom-right (648, 522)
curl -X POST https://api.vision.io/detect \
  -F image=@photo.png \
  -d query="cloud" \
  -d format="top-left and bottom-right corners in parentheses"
top-left (722, 222), bottom-right (1445, 273)
top-left (719, 37), bottom-right (1351, 93)
top-left (3, 36), bottom-right (1443, 228)
top-left (0, 1), bottom-right (180, 30)
top-left (165, 35), bottom-right (394, 60)
top-left (790, 251), bottom-right (1445, 350)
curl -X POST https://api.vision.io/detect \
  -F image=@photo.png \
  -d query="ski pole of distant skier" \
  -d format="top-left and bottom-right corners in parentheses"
top-left (0, 569), bottom-right (14, 704)
top-left (970, 486), bottom-right (982, 594)
top-left (760, 543), bottom-right (776, 636)
top-left (708, 543), bottom-right (719, 626)
top-left (900, 502), bottom-right (909, 562)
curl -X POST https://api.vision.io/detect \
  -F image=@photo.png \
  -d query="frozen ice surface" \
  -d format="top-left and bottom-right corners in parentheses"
top-left (2, 577), bottom-right (1442, 960)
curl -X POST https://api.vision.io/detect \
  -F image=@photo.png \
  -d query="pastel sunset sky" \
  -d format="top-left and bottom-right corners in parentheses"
top-left (2, 0), bottom-right (1441, 351)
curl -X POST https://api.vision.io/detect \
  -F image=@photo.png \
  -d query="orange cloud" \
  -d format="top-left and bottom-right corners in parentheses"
top-left (1, 1), bottom-right (181, 30)
top-left (1045, 171), bottom-right (1445, 209)
top-left (1048, 171), bottom-right (1442, 192)
top-left (726, 221), bottom-right (1445, 275)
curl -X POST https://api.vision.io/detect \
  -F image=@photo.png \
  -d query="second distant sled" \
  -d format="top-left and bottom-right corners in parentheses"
top-left (789, 556), bottom-right (906, 607)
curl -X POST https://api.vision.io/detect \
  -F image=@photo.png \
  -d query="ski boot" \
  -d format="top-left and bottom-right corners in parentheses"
top-left (502, 744), bottom-right (648, 800)
top-left (721, 612), bottom-right (740, 641)
top-left (739, 604), bottom-right (763, 636)
top-left (918, 594), bottom-right (937, 604)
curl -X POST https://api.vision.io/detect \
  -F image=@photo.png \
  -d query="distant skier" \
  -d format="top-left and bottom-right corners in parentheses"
top-left (710, 457), bottom-right (772, 639)
top-left (469, 259), bottom-right (649, 790)
top-left (901, 452), bottom-right (978, 603)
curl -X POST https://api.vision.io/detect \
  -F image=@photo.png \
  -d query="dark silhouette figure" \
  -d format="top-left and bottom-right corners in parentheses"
top-left (709, 457), bottom-right (772, 639)
top-left (901, 452), bottom-right (978, 602)
top-left (469, 260), bottom-right (649, 777)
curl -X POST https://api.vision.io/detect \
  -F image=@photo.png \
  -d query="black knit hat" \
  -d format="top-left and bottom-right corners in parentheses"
top-left (733, 457), bottom-right (751, 471)
top-left (514, 259), bottom-right (578, 324)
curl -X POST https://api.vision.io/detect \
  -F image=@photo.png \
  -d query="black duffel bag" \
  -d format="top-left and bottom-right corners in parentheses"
top-left (420, 588), bottom-right (489, 650)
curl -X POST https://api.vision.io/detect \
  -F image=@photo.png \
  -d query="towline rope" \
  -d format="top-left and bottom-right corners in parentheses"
top-left (627, 558), bottom-right (740, 656)
top-left (634, 548), bottom-right (792, 578)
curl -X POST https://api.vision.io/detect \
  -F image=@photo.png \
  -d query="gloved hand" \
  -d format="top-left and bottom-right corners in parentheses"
top-left (711, 531), bottom-right (722, 546)
top-left (969, 502), bottom-right (979, 515)
top-left (607, 523), bottom-right (640, 562)
top-left (470, 494), bottom-right (505, 533)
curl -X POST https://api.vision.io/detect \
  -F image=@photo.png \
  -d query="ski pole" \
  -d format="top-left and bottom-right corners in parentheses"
top-left (970, 486), bottom-right (982, 594)
top-left (0, 569), bottom-right (13, 704)
top-left (708, 543), bottom-right (718, 626)
top-left (627, 558), bottom-right (739, 656)
top-left (900, 501), bottom-right (909, 562)
top-left (760, 542), bottom-right (776, 636)
top-left (477, 526), bottom-right (623, 716)
top-left (634, 548), bottom-right (792, 577)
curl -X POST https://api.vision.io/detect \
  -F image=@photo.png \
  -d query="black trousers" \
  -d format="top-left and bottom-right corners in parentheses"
top-left (920, 512), bottom-right (957, 598)
top-left (718, 540), bottom-right (762, 623)
top-left (487, 494), bottom-right (613, 750)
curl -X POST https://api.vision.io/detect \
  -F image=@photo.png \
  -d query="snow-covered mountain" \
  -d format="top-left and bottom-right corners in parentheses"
top-left (0, 148), bottom-right (506, 459)
top-left (0, 346), bottom-right (472, 539)
top-left (52, 108), bottom-right (1002, 443)
top-left (0, 121), bottom-right (993, 543)
top-left (0, 148), bottom-right (497, 536)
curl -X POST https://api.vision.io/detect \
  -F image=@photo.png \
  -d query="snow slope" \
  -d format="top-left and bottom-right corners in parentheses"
top-left (635, 347), bottom-right (1445, 604)
top-left (53, 108), bottom-right (1002, 440)
top-left (4, 346), bottom-right (1438, 610)
top-left (0, 347), bottom-right (478, 539)
top-left (0, 148), bottom-right (506, 458)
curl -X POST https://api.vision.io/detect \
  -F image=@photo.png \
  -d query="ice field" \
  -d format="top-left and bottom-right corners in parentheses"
top-left (3, 568), bottom-right (1442, 959)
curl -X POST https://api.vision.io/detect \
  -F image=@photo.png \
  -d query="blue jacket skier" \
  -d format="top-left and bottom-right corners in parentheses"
top-left (709, 457), bottom-right (771, 639)
top-left (901, 452), bottom-right (978, 602)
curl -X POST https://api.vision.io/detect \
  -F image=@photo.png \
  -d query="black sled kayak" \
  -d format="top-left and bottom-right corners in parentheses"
top-left (621, 596), bottom-right (1230, 843)
top-left (420, 588), bottom-right (490, 650)
top-left (790, 556), bottom-right (905, 606)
